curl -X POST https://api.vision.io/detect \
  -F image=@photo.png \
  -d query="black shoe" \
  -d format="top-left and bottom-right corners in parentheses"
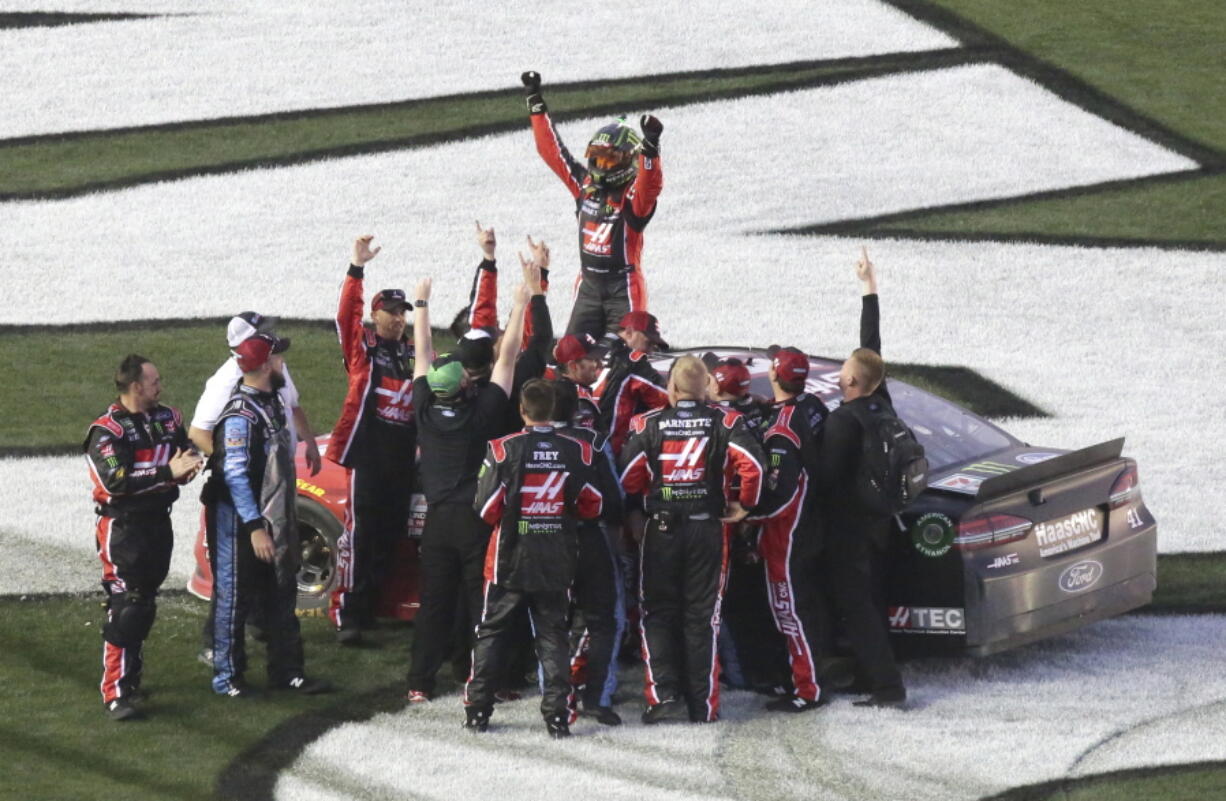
top-left (641, 698), bottom-right (682, 725)
top-left (464, 706), bottom-right (491, 733)
top-left (105, 698), bottom-right (143, 722)
top-left (277, 676), bottom-right (333, 695)
top-left (337, 627), bottom-right (363, 646)
top-left (766, 694), bottom-right (825, 713)
top-left (580, 705), bottom-right (622, 726)
top-left (545, 713), bottom-right (571, 739)
top-left (853, 686), bottom-right (907, 708)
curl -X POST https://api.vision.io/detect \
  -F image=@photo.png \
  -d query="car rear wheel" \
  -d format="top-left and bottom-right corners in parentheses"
top-left (296, 497), bottom-right (342, 610)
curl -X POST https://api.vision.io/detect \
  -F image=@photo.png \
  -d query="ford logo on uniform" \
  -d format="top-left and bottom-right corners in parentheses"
top-left (1058, 560), bottom-right (1104, 593)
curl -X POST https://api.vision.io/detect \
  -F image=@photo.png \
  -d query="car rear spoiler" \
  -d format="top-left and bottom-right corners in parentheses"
top-left (976, 438), bottom-right (1125, 500)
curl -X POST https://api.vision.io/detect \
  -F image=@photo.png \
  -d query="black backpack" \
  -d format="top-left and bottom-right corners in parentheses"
top-left (847, 398), bottom-right (928, 516)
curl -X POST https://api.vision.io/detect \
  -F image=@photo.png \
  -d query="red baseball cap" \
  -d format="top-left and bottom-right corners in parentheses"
top-left (618, 310), bottom-right (669, 349)
top-left (768, 345), bottom-right (809, 382)
top-left (553, 333), bottom-right (601, 365)
top-left (712, 358), bottom-right (751, 396)
top-left (233, 333), bottom-right (288, 372)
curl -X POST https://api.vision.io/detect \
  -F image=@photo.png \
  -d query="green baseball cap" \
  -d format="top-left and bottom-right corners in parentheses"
top-left (427, 354), bottom-right (466, 398)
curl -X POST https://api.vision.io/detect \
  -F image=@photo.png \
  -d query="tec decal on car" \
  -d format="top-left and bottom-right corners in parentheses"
top-left (887, 607), bottom-right (966, 635)
top-left (910, 512), bottom-right (955, 558)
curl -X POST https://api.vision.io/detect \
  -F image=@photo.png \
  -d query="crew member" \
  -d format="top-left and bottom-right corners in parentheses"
top-left (552, 333), bottom-right (604, 431)
top-left (750, 346), bottom-right (830, 712)
top-left (816, 249), bottom-right (906, 707)
top-left (405, 276), bottom-right (529, 702)
top-left (464, 379), bottom-right (604, 738)
top-left (205, 334), bottom-right (331, 697)
top-left (620, 356), bottom-right (765, 724)
top-left (521, 70), bottom-right (664, 340)
top-left (550, 378), bottom-right (626, 726)
top-left (327, 235), bottom-right (417, 644)
top-left (86, 355), bottom-right (202, 720)
top-left (595, 310), bottom-right (669, 457)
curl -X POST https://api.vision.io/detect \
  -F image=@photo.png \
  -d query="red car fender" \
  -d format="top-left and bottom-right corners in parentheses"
top-left (187, 435), bottom-right (425, 619)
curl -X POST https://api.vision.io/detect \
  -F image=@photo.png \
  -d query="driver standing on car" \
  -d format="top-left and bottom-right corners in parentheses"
top-left (326, 236), bottom-right (417, 645)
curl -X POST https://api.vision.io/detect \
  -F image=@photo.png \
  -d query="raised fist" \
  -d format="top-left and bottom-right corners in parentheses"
top-left (521, 71), bottom-right (542, 94)
top-left (640, 114), bottom-right (664, 144)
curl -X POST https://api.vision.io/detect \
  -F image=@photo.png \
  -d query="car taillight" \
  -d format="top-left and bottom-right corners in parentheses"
top-left (954, 514), bottom-right (1033, 550)
top-left (1109, 466), bottom-right (1140, 509)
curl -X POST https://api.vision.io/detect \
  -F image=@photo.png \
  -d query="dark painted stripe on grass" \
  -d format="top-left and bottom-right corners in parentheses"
top-left (0, 12), bottom-right (164, 29)
top-left (979, 760), bottom-right (1226, 801)
top-left (774, 167), bottom-right (1226, 248)
top-left (0, 48), bottom-right (986, 201)
top-left (880, 0), bottom-right (1226, 168)
top-left (0, 316), bottom-right (335, 336)
top-left (856, 228), bottom-right (1226, 253)
top-left (215, 683), bottom-right (409, 801)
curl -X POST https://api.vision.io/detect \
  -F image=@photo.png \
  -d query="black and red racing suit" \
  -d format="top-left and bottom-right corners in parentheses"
top-left (85, 401), bottom-right (189, 706)
top-left (530, 110), bottom-right (663, 339)
top-left (620, 400), bottom-right (765, 722)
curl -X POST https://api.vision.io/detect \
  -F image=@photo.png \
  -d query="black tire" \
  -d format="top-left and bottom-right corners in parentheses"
top-left (295, 497), bottom-right (342, 610)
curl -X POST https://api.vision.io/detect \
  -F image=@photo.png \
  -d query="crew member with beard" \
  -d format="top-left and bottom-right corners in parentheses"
top-left (327, 235), bottom-right (417, 645)
top-left (86, 354), bottom-right (203, 720)
top-left (205, 334), bottom-right (331, 697)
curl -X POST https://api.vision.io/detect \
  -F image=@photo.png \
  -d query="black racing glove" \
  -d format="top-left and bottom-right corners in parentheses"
top-left (521, 71), bottom-right (546, 115)
top-left (640, 114), bottom-right (663, 157)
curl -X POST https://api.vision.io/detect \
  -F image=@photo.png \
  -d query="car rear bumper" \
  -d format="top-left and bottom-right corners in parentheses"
top-left (966, 525), bottom-right (1157, 657)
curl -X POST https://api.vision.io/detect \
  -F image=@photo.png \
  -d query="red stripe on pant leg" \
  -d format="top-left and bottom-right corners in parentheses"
top-left (96, 517), bottom-right (117, 584)
top-left (638, 531), bottom-right (661, 706)
top-left (101, 640), bottom-right (125, 704)
top-left (463, 580), bottom-right (495, 706)
top-left (760, 491), bottom-right (820, 701)
top-left (703, 525), bottom-right (731, 722)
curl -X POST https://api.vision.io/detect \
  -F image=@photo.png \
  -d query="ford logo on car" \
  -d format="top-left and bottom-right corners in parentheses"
top-left (1058, 560), bottom-right (1104, 593)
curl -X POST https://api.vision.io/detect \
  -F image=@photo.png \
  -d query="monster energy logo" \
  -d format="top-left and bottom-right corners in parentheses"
top-left (662, 487), bottom-right (673, 501)
top-left (771, 453), bottom-right (781, 467)
top-left (518, 521), bottom-right (530, 535)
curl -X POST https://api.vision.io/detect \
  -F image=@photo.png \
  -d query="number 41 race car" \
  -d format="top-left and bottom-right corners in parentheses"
top-left (188, 348), bottom-right (1158, 657)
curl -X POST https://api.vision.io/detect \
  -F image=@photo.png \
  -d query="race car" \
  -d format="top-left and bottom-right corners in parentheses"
top-left (188, 348), bottom-right (1157, 656)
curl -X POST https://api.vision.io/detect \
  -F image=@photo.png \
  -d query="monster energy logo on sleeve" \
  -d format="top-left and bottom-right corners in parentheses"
top-left (661, 487), bottom-right (673, 501)
top-left (518, 520), bottom-right (530, 535)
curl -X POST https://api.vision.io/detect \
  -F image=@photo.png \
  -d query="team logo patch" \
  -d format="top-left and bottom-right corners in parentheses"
top-left (659, 436), bottom-right (709, 483)
top-left (519, 471), bottom-right (568, 516)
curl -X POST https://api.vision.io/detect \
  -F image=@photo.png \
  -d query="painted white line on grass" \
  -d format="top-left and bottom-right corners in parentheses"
top-left (274, 615), bottom-right (1226, 801)
top-left (0, 0), bottom-right (956, 138)
top-left (0, 65), bottom-right (1192, 325)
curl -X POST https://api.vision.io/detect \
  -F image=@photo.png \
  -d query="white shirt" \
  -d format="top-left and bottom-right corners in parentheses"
top-left (191, 358), bottom-right (301, 444)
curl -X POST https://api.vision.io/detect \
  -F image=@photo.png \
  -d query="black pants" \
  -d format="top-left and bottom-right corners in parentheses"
top-left (571, 521), bottom-right (626, 709)
top-left (565, 271), bottom-right (638, 340)
top-left (720, 525), bottom-right (791, 691)
top-left (330, 457), bottom-right (413, 630)
top-left (822, 516), bottom-right (902, 692)
top-left (207, 499), bottom-right (304, 692)
top-left (96, 509), bottom-right (173, 704)
top-left (466, 584), bottom-right (572, 718)
top-left (639, 513), bottom-right (727, 722)
top-left (407, 503), bottom-right (491, 695)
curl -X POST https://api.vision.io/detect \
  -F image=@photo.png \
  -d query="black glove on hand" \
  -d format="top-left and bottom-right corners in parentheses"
top-left (640, 114), bottom-right (663, 157)
top-left (521, 71), bottom-right (546, 114)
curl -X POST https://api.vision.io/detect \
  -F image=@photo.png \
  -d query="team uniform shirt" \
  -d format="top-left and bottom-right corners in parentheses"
top-left (328, 264), bottom-right (416, 468)
top-left (594, 338), bottom-right (669, 455)
top-left (473, 425), bottom-right (603, 592)
top-left (463, 257), bottom-right (550, 347)
top-left (191, 358), bottom-right (300, 444)
top-left (529, 111), bottom-right (663, 279)
top-left (413, 378), bottom-right (508, 506)
top-left (85, 402), bottom-right (190, 512)
top-left (620, 400), bottom-right (765, 517)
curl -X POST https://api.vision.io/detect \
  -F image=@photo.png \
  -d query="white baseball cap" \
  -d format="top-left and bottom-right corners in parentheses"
top-left (226, 311), bottom-right (276, 348)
